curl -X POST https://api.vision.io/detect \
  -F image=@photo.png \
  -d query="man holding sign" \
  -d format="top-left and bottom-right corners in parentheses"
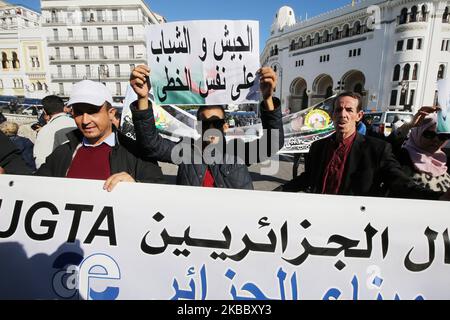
top-left (129, 64), bottom-right (283, 190)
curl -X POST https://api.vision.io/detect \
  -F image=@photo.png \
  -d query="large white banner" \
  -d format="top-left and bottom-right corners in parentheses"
top-left (146, 20), bottom-right (260, 105)
top-left (1, 175), bottom-right (450, 300)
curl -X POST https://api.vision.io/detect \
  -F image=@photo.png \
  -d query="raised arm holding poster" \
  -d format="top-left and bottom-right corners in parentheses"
top-left (146, 20), bottom-right (260, 105)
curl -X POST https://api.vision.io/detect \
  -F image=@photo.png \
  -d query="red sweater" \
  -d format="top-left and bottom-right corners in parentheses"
top-left (66, 144), bottom-right (112, 180)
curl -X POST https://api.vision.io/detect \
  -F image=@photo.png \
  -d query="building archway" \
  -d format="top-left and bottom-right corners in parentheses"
top-left (341, 70), bottom-right (367, 107)
top-left (312, 74), bottom-right (333, 104)
top-left (289, 77), bottom-right (308, 112)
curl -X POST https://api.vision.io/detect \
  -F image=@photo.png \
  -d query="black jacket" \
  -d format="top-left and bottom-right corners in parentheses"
top-left (9, 135), bottom-right (36, 172)
top-left (0, 131), bottom-right (31, 175)
top-left (280, 133), bottom-right (443, 200)
top-left (36, 129), bottom-right (166, 184)
top-left (131, 99), bottom-right (284, 190)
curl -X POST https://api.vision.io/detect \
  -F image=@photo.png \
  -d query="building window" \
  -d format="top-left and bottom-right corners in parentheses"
top-left (357, 48), bottom-right (361, 56)
top-left (128, 27), bottom-right (134, 38)
top-left (442, 40), bottom-right (446, 51)
top-left (421, 5), bottom-right (428, 21)
top-left (409, 89), bottom-right (415, 106)
top-left (116, 82), bottom-right (122, 96)
top-left (68, 28), bottom-right (73, 39)
top-left (113, 27), bottom-right (118, 40)
top-left (69, 47), bottom-right (75, 59)
top-left (443, 7), bottom-right (449, 23)
top-left (53, 29), bottom-right (58, 41)
top-left (412, 63), bottom-right (419, 80)
top-left (399, 8), bottom-right (408, 25)
top-left (417, 38), bottom-right (423, 50)
top-left (396, 40), bottom-right (404, 51)
top-left (112, 9), bottom-right (119, 22)
top-left (59, 83), bottom-right (64, 95)
top-left (37, 81), bottom-right (43, 91)
top-left (57, 65), bottom-right (62, 76)
top-left (129, 46), bottom-right (135, 58)
top-left (399, 90), bottom-right (407, 106)
top-left (99, 47), bottom-right (105, 59)
top-left (82, 28), bottom-right (88, 41)
top-left (410, 6), bottom-right (418, 22)
top-left (12, 52), bottom-right (19, 69)
top-left (393, 65), bottom-right (401, 81)
top-left (82, 9), bottom-right (89, 22)
top-left (71, 65), bottom-right (76, 77)
top-left (85, 65), bottom-right (91, 78)
top-left (114, 46), bottom-right (119, 59)
top-left (51, 10), bottom-right (57, 23)
top-left (407, 39), bottom-right (414, 50)
top-left (97, 28), bottom-right (103, 41)
top-left (349, 50), bottom-right (353, 57)
top-left (390, 90), bottom-right (398, 106)
top-left (115, 64), bottom-right (120, 77)
top-left (55, 47), bottom-right (60, 59)
top-left (84, 47), bottom-right (89, 59)
top-left (438, 64), bottom-right (446, 79)
top-left (96, 9), bottom-right (103, 22)
top-left (343, 24), bottom-right (350, 38)
top-left (403, 63), bottom-right (411, 80)
top-left (1, 52), bottom-right (8, 69)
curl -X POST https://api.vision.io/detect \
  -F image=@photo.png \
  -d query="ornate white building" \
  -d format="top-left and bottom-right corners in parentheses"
top-left (41, 0), bottom-right (164, 101)
top-left (0, 0), bottom-right (49, 99)
top-left (261, 0), bottom-right (450, 113)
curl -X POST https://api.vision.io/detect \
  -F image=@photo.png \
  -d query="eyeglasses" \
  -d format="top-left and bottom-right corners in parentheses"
top-left (422, 130), bottom-right (450, 141)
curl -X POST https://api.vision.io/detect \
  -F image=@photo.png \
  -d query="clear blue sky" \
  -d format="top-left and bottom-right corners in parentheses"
top-left (12, 0), bottom-right (351, 49)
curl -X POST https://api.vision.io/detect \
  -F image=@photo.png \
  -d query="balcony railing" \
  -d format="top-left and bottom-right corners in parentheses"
top-left (49, 54), bottom-right (145, 62)
top-left (47, 35), bottom-right (144, 43)
top-left (52, 73), bottom-right (131, 80)
top-left (43, 15), bottom-right (146, 25)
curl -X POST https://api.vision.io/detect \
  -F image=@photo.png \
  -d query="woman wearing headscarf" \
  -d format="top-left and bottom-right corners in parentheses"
top-left (390, 109), bottom-right (450, 193)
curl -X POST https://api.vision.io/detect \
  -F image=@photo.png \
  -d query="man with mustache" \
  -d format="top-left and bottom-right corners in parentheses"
top-left (279, 92), bottom-right (450, 200)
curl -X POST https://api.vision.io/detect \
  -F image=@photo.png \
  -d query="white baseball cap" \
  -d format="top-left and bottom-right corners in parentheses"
top-left (67, 80), bottom-right (113, 107)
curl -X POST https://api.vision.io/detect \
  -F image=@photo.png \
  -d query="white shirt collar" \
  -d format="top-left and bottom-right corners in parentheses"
top-left (82, 132), bottom-right (116, 147)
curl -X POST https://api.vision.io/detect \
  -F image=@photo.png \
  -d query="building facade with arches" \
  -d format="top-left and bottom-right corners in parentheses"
top-left (262, 0), bottom-right (450, 114)
top-left (0, 0), bottom-right (49, 98)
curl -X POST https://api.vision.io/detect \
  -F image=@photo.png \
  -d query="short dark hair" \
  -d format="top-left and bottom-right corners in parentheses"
top-left (42, 95), bottom-right (65, 116)
top-left (334, 92), bottom-right (363, 112)
top-left (196, 105), bottom-right (226, 120)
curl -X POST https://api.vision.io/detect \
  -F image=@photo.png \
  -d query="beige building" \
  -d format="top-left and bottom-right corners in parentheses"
top-left (0, 0), bottom-right (49, 99)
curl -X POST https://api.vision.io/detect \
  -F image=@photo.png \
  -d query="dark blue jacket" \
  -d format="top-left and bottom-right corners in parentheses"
top-left (9, 135), bottom-right (36, 172)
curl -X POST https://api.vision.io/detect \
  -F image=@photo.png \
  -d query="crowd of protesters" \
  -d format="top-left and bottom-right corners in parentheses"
top-left (0, 65), bottom-right (449, 200)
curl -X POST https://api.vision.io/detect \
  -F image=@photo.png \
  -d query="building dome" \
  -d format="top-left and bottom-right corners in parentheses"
top-left (271, 6), bottom-right (296, 34)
